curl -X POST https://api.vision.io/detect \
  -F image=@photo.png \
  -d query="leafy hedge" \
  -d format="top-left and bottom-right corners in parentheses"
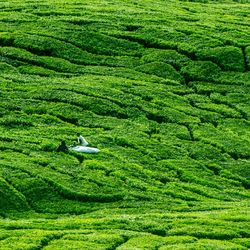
top-left (0, 62), bottom-right (17, 73)
top-left (141, 49), bottom-right (190, 69)
top-left (0, 114), bottom-right (34, 128)
top-left (9, 33), bottom-right (100, 65)
top-left (193, 124), bottom-right (250, 159)
top-left (0, 46), bottom-right (82, 74)
top-left (51, 29), bottom-right (144, 56)
top-left (246, 46), bottom-right (250, 69)
top-left (0, 176), bottom-right (29, 211)
top-left (197, 46), bottom-right (245, 72)
top-left (159, 240), bottom-right (246, 250)
top-left (18, 65), bottom-right (58, 76)
top-left (136, 62), bottom-right (184, 83)
top-left (180, 61), bottom-right (221, 81)
top-left (0, 0), bottom-right (249, 248)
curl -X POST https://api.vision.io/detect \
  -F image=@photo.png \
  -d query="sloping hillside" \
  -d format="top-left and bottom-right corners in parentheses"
top-left (0, 0), bottom-right (250, 249)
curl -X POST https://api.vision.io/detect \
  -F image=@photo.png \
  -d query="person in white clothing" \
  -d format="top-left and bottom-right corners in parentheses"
top-left (77, 133), bottom-right (88, 146)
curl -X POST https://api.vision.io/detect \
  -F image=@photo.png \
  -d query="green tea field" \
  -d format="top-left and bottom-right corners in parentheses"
top-left (0, 0), bottom-right (250, 249)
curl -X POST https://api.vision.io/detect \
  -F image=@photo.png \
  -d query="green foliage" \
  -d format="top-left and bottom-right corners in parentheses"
top-left (197, 46), bottom-right (245, 71)
top-left (40, 141), bottom-right (57, 152)
top-left (159, 239), bottom-right (246, 250)
top-left (51, 29), bottom-right (144, 56)
top-left (187, 141), bottom-right (229, 161)
top-left (246, 46), bottom-right (250, 69)
top-left (18, 65), bottom-right (57, 76)
top-left (136, 62), bottom-right (184, 82)
top-left (181, 61), bottom-right (221, 81)
top-left (0, 62), bottom-right (17, 73)
top-left (195, 103), bottom-right (242, 118)
top-left (0, 176), bottom-right (29, 211)
top-left (11, 33), bottom-right (100, 65)
top-left (0, 0), bottom-right (249, 249)
top-left (193, 124), bottom-right (250, 159)
top-left (141, 49), bottom-right (190, 69)
top-left (0, 114), bottom-right (33, 128)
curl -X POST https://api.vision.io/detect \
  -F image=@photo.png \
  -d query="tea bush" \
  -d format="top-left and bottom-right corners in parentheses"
top-left (51, 29), bottom-right (144, 56)
top-left (0, 46), bottom-right (38, 65)
top-left (141, 49), bottom-right (190, 69)
top-left (195, 103), bottom-right (242, 118)
top-left (0, 62), bottom-right (17, 73)
top-left (12, 33), bottom-right (100, 65)
top-left (193, 124), bottom-right (250, 159)
top-left (246, 46), bottom-right (250, 69)
top-left (0, 114), bottom-right (33, 128)
top-left (0, 176), bottom-right (29, 211)
top-left (159, 240), bottom-right (246, 250)
top-left (181, 61), bottom-right (221, 81)
top-left (197, 46), bottom-right (245, 71)
top-left (217, 71), bottom-right (250, 85)
top-left (0, 230), bottom-right (62, 250)
top-left (18, 65), bottom-right (57, 76)
top-left (232, 238), bottom-right (250, 249)
top-left (0, 0), bottom-right (249, 249)
top-left (136, 62), bottom-right (184, 83)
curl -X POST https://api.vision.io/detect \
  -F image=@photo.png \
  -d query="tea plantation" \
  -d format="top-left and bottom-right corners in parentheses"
top-left (0, 0), bottom-right (250, 249)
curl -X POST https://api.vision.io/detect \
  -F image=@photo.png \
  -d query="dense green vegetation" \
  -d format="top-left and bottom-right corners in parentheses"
top-left (0, 0), bottom-right (249, 249)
